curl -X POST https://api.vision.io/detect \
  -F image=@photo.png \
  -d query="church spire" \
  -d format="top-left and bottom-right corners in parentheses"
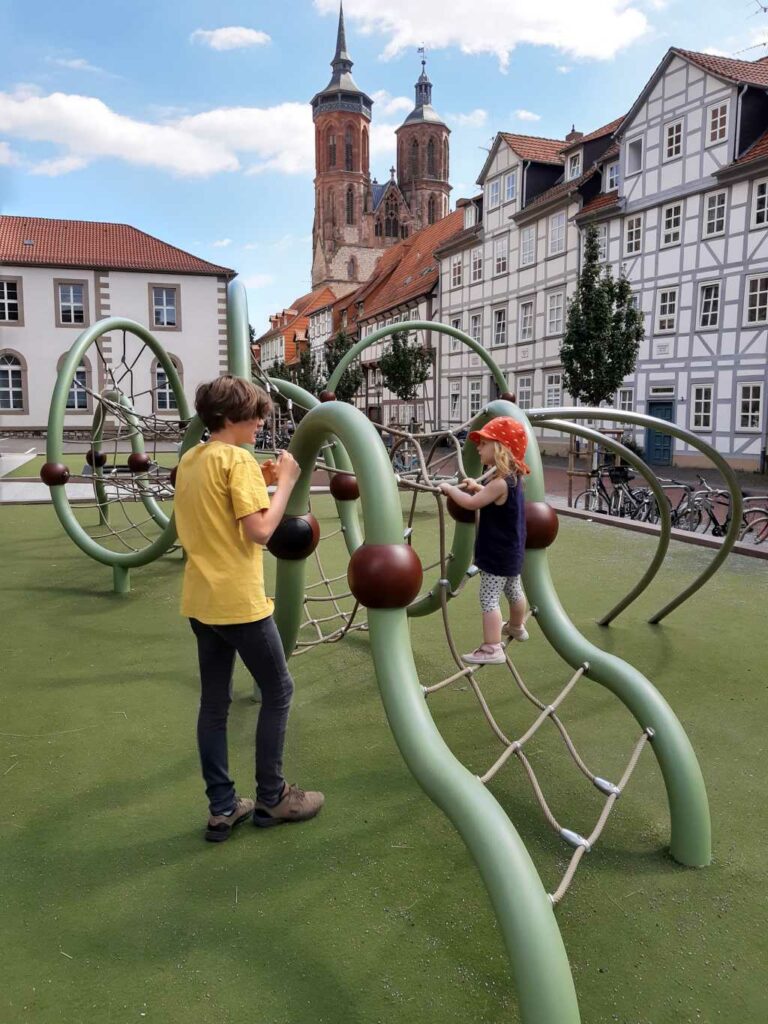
top-left (333, 1), bottom-right (351, 67)
top-left (311, 1), bottom-right (372, 120)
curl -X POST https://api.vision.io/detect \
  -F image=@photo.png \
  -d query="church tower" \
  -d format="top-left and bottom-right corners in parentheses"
top-left (396, 60), bottom-right (451, 231)
top-left (310, 3), bottom-right (376, 294)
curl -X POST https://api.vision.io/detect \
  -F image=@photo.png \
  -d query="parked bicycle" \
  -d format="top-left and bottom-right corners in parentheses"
top-left (573, 464), bottom-right (655, 521)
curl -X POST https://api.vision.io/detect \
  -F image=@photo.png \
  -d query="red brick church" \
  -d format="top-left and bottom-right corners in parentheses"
top-left (310, 2), bottom-right (452, 295)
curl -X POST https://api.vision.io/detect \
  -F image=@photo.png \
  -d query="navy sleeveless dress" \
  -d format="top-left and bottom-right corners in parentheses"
top-left (473, 475), bottom-right (526, 577)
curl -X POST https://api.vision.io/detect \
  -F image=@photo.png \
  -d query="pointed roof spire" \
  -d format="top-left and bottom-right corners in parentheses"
top-left (334, 1), bottom-right (351, 65)
top-left (311, 1), bottom-right (373, 121)
top-left (398, 52), bottom-right (448, 130)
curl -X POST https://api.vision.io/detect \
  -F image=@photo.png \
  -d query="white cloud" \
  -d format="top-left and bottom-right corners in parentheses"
top-left (212, 238), bottom-right (232, 247)
top-left (369, 121), bottom-right (399, 162)
top-left (514, 108), bottom-right (541, 122)
top-left (371, 89), bottom-right (412, 116)
top-left (243, 242), bottom-right (259, 250)
top-left (556, 65), bottom-right (572, 73)
top-left (48, 56), bottom-right (113, 75)
top-left (30, 154), bottom-right (88, 176)
top-left (0, 141), bottom-right (19, 166)
top-left (243, 272), bottom-right (275, 288)
top-left (449, 108), bottom-right (488, 127)
top-left (314, 0), bottom-right (649, 68)
top-left (191, 27), bottom-right (271, 51)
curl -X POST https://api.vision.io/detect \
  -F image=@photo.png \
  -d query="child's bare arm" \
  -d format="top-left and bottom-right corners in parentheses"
top-left (239, 451), bottom-right (301, 544)
top-left (439, 477), bottom-right (506, 510)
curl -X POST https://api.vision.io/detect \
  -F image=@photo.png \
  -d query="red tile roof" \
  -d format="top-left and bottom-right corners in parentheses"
top-left (577, 190), bottom-right (621, 218)
top-left (734, 126), bottom-right (768, 166)
top-left (0, 215), bottom-right (234, 276)
top-left (342, 210), bottom-right (465, 327)
top-left (676, 49), bottom-right (768, 87)
top-left (256, 285), bottom-right (337, 364)
top-left (500, 133), bottom-right (565, 165)
top-left (561, 116), bottom-right (625, 152)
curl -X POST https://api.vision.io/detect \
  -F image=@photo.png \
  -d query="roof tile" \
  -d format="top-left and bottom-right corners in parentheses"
top-left (577, 189), bottom-right (621, 217)
top-left (500, 133), bottom-right (565, 165)
top-left (677, 48), bottom-right (768, 87)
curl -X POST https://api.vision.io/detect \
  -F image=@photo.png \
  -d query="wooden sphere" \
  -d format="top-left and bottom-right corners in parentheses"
top-left (446, 495), bottom-right (476, 524)
top-left (85, 448), bottom-right (107, 468)
top-left (329, 473), bottom-right (359, 501)
top-left (319, 390), bottom-right (336, 403)
top-left (500, 392), bottom-right (517, 404)
top-left (40, 462), bottom-right (71, 487)
top-left (266, 513), bottom-right (320, 561)
top-left (127, 452), bottom-right (152, 474)
top-left (169, 465), bottom-right (179, 487)
top-left (348, 543), bottom-right (423, 608)
top-left (525, 502), bottom-right (559, 549)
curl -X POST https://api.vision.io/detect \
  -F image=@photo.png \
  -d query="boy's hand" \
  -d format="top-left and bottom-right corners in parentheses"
top-left (275, 450), bottom-right (301, 485)
top-left (261, 459), bottom-right (278, 486)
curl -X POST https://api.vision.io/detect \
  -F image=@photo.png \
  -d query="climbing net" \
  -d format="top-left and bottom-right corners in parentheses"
top-left (58, 329), bottom-right (185, 553)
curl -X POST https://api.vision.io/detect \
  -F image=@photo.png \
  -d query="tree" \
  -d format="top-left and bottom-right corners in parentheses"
top-left (324, 330), bottom-right (364, 404)
top-left (379, 330), bottom-right (432, 402)
top-left (560, 224), bottom-right (645, 407)
top-left (268, 358), bottom-right (291, 383)
top-left (294, 347), bottom-right (325, 398)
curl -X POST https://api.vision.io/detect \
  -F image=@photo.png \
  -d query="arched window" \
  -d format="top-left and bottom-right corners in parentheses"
top-left (443, 138), bottom-right (449, 180)
top-left (346, 187), bottom-right (355, 225)
top-left (427, 195), bottom-right (437, 225)
top-left (327, 131), bottom-right (337, 168)
top-left (375, 220), bottom-right (383, 237)
top-left (410, 139), bottom-right (419, 178)
top-left (344, 126), bottom-right (354, 171)
top-left (400, 225), bottom-right (409, 239)
top-left (362, 128), bottom-right (369, 171)
top-left (384, 196), bottom-right (399, 237)
top-left (427, 138), bottom-right (436, 177)
top-left (154, 355), bottom-right (182, 412)
top-left (0, 352), bottom-right (25, 411)
top-left (67, 361), bottom-right (88, 410)
top-left (347, 256), bottom-right (357, 280)
top-left (327, 189), bottom-right (335, 224)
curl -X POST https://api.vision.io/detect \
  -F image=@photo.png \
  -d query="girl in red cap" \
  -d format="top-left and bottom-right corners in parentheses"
top-left (440, 416), bottom-right (529, 665)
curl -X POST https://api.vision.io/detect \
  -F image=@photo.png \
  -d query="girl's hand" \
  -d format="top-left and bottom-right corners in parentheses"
top-left (462, 479), bottom-right (482, 494)
top-left (439, 481), bottom-right (453, 495)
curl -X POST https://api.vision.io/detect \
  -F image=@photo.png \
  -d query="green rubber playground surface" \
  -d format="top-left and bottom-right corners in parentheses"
top-left (1, 498), bottom-right (765, 1023)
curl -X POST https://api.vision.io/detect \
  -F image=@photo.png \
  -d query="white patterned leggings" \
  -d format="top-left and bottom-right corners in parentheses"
top-left (478, 571), bottom-right (524, 613)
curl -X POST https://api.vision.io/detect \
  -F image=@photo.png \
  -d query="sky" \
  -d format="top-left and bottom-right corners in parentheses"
top-left (1, 0), bottom-right (766, 334)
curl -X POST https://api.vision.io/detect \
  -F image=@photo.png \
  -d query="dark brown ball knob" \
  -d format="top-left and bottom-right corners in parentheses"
top-left (40, 462), bottom-right (70, 487)
top-left (169, 465), bottom-right (178, 488)
top-left (348, 543), bottom-right (423, 608)
top-left (446, 495), bottom-right (476, 524)
top-left (319, 390), bottom-right (336, 403)
top-left (266, 513), bottom-right (320, 561)
top-left (86, 448), bottom-right (107, 468)
top-left (329, 472), bottom-right (359, 501)
top-left (500, 392), bottom-right (517, 403)
top-left (525, 502), bottom-right (559, 549)
top-left (127, 452), bottom-right (152, 474)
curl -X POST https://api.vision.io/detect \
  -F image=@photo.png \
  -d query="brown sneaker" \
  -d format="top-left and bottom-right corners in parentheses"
top-left (253, 783), bottom-right (325, 828)
top-left (205, 797), bottom-right (255, 843)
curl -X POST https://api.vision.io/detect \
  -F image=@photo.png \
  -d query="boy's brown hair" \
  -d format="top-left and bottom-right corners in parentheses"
top-left (195, 375), bottom-right (272, 433)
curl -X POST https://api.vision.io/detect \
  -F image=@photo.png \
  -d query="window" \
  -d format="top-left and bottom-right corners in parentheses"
top-left (548, 212), bottom-right (566, 255)
top-left (752, 179), bottom-right (768, 228)
top-left (746, 276), bottom-right (768, 323)
top-left (450, 316), bottom-right (462, 352)
top-left (626, 137), bottom-right (643, 175)
top-left (151, 285), bottom-right (179, 329)
top-left (595, 223), bottom-right (608, 261)
top-left (66, 362), bottom-right (88, 410)
top-left (494, 235), bottom-right (508, 275)
top-left (626, 215), bottom-right (642, 255)
top-left (427, 195), bottom-right (437, 225)
top-left (657, 288), bottom-right (678, 332)
top-left (410, 140), bottom-right (419, 177)
top-left (451, 254), bottom-right (463, 288)
top-left (56, 281), bottom-right (87, 326)
top-left (156, 359), bottom-right (180, 411)
top-left (504, 170), bottom-right (517, 203)
top-left (567, 152), bottom-right (582, 180)
top-left (0, 353), bottom-right (24, 410)
top-left (0, 278), bottom-right (22, 324)
top-left (520, 225), bottom-right (535, 266)
top-left (704, 191), bottom-right (726, 237)
top-left (493, 308), bottom-right (507, 346)
top-left (464, 204), bottom-right (477, 229)
top-left (545, 372), bottom-right (562, 407)
top-left (471, 246), bottom-right (483, 282)
top-left (449, 380), bottom-right (461, 418)
top-left (665, 120), bottom-right (683, 160)
top-left (606, 162), bottom-right (619, 191)
top-left (662, 203), bottom-right (682, 246)
top-left (347, 256), bottom-right (357, 280)
top-left (328, 132), bottom-right (336, 168)
top-left (469, 378), bottom-right (482, 417)
top-left (470, 312), bottom-right (482, 344)
top-left (344, 127), bottom-right (353, 171)
top-left (427, 138), bottom-right (436, 177)
top-left (346, 187), bottom-right (355, 225)
top-left (698, 283), bottom-right (720, 329)
top-left (691, 385), bottom-right (713, 430)
top-left (519, 300), bottom-right (533, 342)
top-left (517, 375), bottom-right (533, 410)
top-left (617, 387), bottom-right (634, 412)
top-left (547, 291), bottom-right (564, 335)
top-left (708, 103), bottom-right (728, 145)
top-left (739, 383), bottom-right (762, 431)
top-left (488, 178), bottom-right (500, 208)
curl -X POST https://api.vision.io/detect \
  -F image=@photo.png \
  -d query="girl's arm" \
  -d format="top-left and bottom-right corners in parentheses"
top-left (439, 477), bottom-right (507, 510)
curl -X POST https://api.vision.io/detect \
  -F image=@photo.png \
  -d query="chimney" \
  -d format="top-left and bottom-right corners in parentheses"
top-left (565, 124), bottom-right (583, 144)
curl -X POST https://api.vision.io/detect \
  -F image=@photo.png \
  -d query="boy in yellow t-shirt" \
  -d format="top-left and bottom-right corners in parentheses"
top-left (175, 376), bottom-right (324, 842)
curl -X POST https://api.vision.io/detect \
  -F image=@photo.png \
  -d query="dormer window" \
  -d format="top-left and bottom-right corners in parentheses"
top-left (463, 204), bottom-right (476, 229)
top-left (606, 162), bottom-right (619, 191)
top-left (567, 152), bottom-right (582, 180)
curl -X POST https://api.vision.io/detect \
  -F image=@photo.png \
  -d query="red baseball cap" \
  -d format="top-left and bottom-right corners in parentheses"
top-left (469, 417), bottom-right (530, 475)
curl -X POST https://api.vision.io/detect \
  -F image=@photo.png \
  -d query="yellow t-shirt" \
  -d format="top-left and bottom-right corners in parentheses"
top-left (174, 441), bottom-right (274, 625)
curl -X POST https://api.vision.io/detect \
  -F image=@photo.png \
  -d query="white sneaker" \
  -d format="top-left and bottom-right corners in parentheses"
top-left (462, 643), bottom-right (506, 665)
top-left (502, 623), bottom-right (529, 641)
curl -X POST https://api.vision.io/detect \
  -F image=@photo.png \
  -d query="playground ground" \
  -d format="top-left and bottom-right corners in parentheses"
top-left (1, 496), bottom-right (766, 1023)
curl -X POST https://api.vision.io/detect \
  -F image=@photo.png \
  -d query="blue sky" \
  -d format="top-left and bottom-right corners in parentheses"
top-left (1, 0), bottom-right (765, 333)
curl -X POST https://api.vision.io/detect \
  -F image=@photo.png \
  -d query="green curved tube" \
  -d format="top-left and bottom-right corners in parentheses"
top-left (538, 419), bottom-right (672, 625)
top-left (527, 408), bottom-right (742, 623)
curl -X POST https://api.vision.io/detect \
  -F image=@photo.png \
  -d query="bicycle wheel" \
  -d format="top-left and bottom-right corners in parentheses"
top-left (573, 490), bottom-right (609, 514)
top-left (741, 509), bottom-right (768, 545)
top-left (674, 507), bottom-right (702, 532)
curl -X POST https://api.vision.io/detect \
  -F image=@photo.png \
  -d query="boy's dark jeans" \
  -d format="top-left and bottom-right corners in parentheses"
top-left (190, 615), bottom-right (294, 815)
